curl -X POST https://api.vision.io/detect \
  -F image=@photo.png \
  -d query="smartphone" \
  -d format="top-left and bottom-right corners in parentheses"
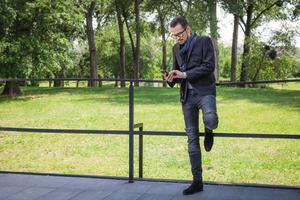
top-left (161, 70), bottom-right (169, 75)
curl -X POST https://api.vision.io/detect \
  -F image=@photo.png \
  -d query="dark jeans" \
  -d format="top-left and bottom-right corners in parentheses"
top-left (182, 89), bottom-right (218, 181)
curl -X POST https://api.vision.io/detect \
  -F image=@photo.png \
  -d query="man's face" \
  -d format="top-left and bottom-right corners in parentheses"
top-left (170, 24), bottom-right (189, 45)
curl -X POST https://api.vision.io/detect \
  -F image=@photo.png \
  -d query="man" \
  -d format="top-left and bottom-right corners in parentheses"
top-left (164, 16), bottom-right (218, 195)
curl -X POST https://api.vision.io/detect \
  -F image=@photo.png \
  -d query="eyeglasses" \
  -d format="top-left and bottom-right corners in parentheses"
top-left (170, 28), bottom-right (186, 39)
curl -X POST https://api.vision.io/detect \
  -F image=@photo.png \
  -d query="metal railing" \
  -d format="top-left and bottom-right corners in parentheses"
top-left (0, 77), bottom-right (299, 86)
top-left (0, 78), bottom-right (300, 188)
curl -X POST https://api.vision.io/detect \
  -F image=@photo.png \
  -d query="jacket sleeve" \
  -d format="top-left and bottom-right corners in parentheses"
top-left (185, 36), bottom-right (215, 82)
top-left (167, 46), bottom-right (181, 88)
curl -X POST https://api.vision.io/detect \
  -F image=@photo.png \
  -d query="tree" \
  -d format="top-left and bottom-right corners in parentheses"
top-left (221, 0), bottom-right (298, 85)
top-left (94, 22), bottom-right (161, 81)
top-left (231, 14), bottom-right (239, 82)
top-left (85, 1), bottom-right (99, 87)
top-left (166, 0), bottom-right (210, 34)
top-left (249, 27), bottom-right (298, 81)
top-left (207, 0), bottom-right (220, 82)
top-left (218, 43), bottom-right (232, 79)
top-left (119, 0), bottom-right (143, 86)
top-left (115, 0), bottom-right (126, 87)
top-left (133, 0), bottom-right (141, 86)
top-left (143, 0), bottom-right (174, 87)
top-left (77, 0), bottom-right (114, 87)
top-left (0, 0), bottom-right (83, 95)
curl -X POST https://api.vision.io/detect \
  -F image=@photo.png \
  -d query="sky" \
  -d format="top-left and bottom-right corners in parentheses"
top-left (217, 6), bottom-right (300, 48)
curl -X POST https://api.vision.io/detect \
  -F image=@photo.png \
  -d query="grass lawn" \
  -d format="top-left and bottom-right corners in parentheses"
top-left (0, 82), bottom-right (299, 185)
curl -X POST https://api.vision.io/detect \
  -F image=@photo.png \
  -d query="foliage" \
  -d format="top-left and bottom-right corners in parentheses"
top-left (94, 22), bottom-right (166, 79)
top-left (220, 0), bottom-right (300, 82)
top-left (0, 0), bottom-right (84, 79)
top-left (0, 0), bottom-right (299, 82)
top-left (244, 35), bottom-right (297, 81)
top-left (164, 0), bottom-right (210, 34)
top-left (218, 43), bottom-right (232, 79)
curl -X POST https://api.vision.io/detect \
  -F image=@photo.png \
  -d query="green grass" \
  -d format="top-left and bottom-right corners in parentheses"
top-left (0, 83), bottom-right (299, 185)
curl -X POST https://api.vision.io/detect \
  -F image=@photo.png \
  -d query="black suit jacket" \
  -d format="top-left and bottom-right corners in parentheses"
top-left (168, 34), bottom-right (216, 103)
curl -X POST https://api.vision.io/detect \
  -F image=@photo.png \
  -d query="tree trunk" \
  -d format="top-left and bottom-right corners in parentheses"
top-left (240, 3), bottom-right (253, 85)
top-left (252, 52), bottom-right (267, 81)
top-left (53, 70), bottom-right (64, 87)
top-left (123, 6), bottom-right (135, 81)
top-left (133, 0), bottom-right (141, 87)
top-left (114, 74), bottom-right (119, 87)
top-left (86, 1), bottom-right (100, 87)
top-left (53, 79), bottom-right (64, 87)
top-left (158, 12), bottom-right (167, 87)
top-left (231, 14), bottom-right (239, 82)
top-left (1, 81), bottom-right (22, 96)
top-left (240, 30), bottom-right (251, 84)
top-left (209, 0), bottom-right (219, 83)
top-left (116, 0), bottom-right (126, 87)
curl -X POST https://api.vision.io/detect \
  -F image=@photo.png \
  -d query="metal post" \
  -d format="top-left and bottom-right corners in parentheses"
top-left (139, 126), bottom-right (143, 179)
top-left (129, 81), bottom-right (134, 183)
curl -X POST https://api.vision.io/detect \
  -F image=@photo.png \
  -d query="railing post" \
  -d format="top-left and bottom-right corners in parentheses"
top-left (129, 81), bottom-right (134, 183)
top-left (139, 126), bottom-right (143, 179)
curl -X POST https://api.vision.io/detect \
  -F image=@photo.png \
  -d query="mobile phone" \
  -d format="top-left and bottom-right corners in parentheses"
top-left (161, 70), bottom-right (169, 75)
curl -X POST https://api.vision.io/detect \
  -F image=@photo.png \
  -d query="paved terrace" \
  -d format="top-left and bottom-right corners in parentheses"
top-left (0, 173), bottom-right (299, 200)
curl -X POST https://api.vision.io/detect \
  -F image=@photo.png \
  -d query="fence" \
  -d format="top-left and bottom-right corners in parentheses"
top-left (0, 78), bottom-right (300, 188)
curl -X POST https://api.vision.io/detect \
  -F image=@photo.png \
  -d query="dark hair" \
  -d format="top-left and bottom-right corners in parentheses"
top-left (170, 16), bottom-right (188, 29)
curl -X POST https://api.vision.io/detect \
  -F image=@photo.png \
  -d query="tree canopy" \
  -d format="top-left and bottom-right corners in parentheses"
top-left (0, 0), bottom-right (299, 94)
top-left (0, 0), bottom-right (84, 80)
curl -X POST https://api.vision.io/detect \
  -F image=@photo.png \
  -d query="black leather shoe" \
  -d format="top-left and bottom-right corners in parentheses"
top-left (204, 128), bottom-right (214, 152)
top-left (182, 181), bottom-right (203, 195)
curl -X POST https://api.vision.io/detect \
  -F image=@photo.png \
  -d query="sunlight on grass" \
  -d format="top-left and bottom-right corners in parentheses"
top-left (0, 83), bottom-right (299, 185)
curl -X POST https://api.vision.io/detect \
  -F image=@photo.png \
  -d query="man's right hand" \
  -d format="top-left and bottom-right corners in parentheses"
top-left (164, 72), bottom-right (174, 83)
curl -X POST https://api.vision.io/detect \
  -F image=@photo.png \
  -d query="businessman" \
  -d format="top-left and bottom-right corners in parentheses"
top-left (164, 16), bottom-right (218, 195)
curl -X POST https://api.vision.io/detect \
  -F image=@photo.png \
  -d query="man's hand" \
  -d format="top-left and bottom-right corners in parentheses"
top-left (163, 72), bottom-right (172, 82)
top-left (169, 70), bottom-right (185, 79)
top-left (164, 70), bottom-right (186, 83)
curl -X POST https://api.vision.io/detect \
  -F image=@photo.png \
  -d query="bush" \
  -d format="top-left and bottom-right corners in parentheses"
top-left (244, 36), bottom-right (297, 81)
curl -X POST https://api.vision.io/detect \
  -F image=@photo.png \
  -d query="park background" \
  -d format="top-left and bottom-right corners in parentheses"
top-left (0, 0), bottom-right (299, 186)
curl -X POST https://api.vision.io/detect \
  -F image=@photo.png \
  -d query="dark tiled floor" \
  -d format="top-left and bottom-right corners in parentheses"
top-left (0, 173), bottom-right (299, 200)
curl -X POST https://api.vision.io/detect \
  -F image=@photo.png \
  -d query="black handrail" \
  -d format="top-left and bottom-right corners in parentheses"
top-left (1, 126), bottom-right (299, 184)
top-left (0, 127), bottom-right (299, 139)
top-left (0, 79), bottom-right (299, 185)
top-left (0, 78), bottom-right (299, 86)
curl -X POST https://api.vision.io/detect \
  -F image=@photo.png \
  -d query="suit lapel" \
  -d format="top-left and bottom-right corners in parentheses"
top-left (174, 44), bottom-right (182, 67)
top-left (187, 36), bottom-right (197, 62)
